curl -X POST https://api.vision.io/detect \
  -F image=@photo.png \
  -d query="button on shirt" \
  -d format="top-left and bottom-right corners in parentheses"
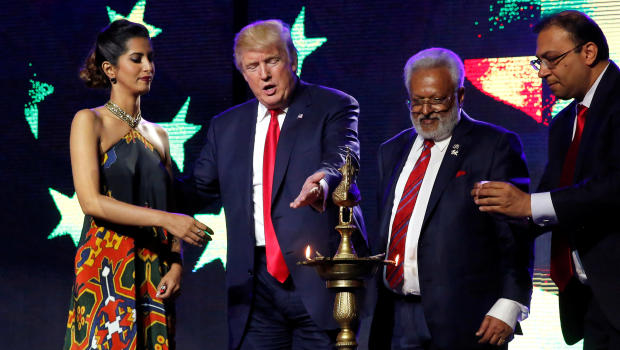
top-left (385, 134), bottom-right (528, 330)
top-left (531, 62), bottom-right (610, 283)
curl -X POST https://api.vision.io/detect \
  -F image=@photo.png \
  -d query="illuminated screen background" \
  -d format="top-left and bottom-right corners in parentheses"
top-left (2, 0), bottom-right (618, 348)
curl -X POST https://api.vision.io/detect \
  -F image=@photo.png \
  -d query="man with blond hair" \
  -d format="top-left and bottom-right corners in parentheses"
top-left (192, 19), bottom-right (368, 349)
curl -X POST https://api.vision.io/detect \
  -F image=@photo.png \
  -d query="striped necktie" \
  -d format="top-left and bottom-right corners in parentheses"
top-left (386, 139), bottom-right (434, 290)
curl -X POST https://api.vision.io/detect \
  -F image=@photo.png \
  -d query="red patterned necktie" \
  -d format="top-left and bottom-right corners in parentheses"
top-left (263, 109), bottom-right (289, 283)
top-left (386, 139), bottom-right (434, 290)
top-left (550, 104), bottom-right (588, 292)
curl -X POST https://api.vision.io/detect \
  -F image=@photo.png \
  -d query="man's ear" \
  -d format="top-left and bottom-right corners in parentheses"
top-left (290, 54), bottom-right (298, 74)
top-left (457, 86), bottom-right (465, 106)
top-left (582, 42), bottom-right (599, 66)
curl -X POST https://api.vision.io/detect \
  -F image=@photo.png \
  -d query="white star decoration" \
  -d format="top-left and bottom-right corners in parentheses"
top-left (193, 209), bottom-right (228, 271)
top-left (47, 188), bottom-right (84, 246)
top-left (158, 97), bottom-right (201, 172)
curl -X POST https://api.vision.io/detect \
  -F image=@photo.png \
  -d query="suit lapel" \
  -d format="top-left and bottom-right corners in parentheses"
top-left (574, 62), bottom-right (619, 180)
top-left (421, 112), bottom-right (472, 231)
top-left (379, 130), bottom-right (417, 250)
top-left (546, 102), bottom-right (576, 189)
top-left (272, 81), bottom-right (310, 201)
top-left (557, 103), bottom-right (576, 158)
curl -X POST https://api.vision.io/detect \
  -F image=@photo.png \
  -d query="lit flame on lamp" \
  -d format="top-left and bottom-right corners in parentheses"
top-left (305, 245), bottom-right (311, 260)
top-left (394, 254), bottom-right (400, 266)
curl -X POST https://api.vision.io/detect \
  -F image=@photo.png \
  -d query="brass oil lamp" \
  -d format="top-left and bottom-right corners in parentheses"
top-left (298, 148), bottom-right (393, 349)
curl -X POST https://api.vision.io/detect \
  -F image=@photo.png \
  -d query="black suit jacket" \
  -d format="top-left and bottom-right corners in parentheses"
top-left (369, 113), bottom-right (533, 349)
top-left (537, 61), bottom-right (620, 344)
top-left (192, 80), bottom-right (368, 349)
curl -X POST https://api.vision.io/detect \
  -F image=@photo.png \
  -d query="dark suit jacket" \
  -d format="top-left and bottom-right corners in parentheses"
top-left (369, 113), bottom-right (533, 349)
top-left (192, 80), bottom-right (368, 349)
top-left (537, 61), bottom-right (620, 344)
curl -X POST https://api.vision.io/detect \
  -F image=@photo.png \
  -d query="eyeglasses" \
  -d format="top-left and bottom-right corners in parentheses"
top-left (530, 43), bottom-right (585, 71)
top-left (406, 94), bottom-right (455, 113)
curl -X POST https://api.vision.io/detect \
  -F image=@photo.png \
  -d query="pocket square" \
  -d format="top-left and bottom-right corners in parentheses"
top-left (456, 170), bottom-right (467, 178)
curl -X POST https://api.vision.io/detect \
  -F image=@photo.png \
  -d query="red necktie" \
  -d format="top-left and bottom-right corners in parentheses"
top-left (550, 104), bottom-right (588, 292)
top-left (386, 139), bottom-right (434, 290)
top-left (263, 109), bottom-right (289, 283)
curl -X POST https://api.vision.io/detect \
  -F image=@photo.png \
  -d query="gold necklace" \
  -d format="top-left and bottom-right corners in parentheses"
top-left (105, 101), bottom-right (141, 128)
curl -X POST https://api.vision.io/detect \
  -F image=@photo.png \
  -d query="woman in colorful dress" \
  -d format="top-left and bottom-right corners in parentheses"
top-left (63, 20), bottom-right (210, 350)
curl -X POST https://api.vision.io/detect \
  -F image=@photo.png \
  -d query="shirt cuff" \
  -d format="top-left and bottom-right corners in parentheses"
top-left (310, 179), bottom-right (329, 213)
top-left (572, 250), bottom-right (589, 283)
top-left (530, 192), bottom-right (558, 226)
top-left (486, 298), bottom-right (529, 331)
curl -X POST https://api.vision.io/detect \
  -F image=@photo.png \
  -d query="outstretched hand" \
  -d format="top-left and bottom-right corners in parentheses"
top-left (290, 171), bottom-right (325, 209)
top-left (471, 181), bottom-right (532, 218)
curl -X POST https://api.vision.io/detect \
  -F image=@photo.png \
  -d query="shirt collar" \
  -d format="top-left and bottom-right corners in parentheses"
top-left (580, 62), bottom-right (609, 108)
top-left (414, 134), bottom-right (452, 152)
top-left (257, 103), bottom-right (288, 122)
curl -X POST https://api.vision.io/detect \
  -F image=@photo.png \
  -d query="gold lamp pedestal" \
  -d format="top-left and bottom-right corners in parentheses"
top-left (298, 149), bottom-right (392, 350)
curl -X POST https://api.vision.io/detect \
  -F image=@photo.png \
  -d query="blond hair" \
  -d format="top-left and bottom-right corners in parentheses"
top-left (233, 19), bottom-right (298, 71)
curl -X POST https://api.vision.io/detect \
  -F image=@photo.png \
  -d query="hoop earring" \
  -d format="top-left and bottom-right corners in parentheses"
top-left (110, 77), bottom-right (117, 84)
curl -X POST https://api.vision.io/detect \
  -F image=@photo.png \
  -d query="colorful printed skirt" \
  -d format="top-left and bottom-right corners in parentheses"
top-left (63, 219), bottom-right (175, 350)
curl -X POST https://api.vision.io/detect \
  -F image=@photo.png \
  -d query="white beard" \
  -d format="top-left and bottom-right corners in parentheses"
top-left (411, 103), bottom-right (461, 141)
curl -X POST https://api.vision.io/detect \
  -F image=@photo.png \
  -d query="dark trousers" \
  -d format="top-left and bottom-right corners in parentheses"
top-left (373, 291), bottom-right (508, 350)
top-left (241, 248), bottom-right (335, 350)
top-left (391, 295), bottom-right (432, 350)
top-left (583, 287), bottom-right (620, 350)
top-left (560, 278), bottom-right (620, 350)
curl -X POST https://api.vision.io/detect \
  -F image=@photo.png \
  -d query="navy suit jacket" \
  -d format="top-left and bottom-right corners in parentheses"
top-left (192, 80), bottom-right (368, 349)
top-left (538, 61), bottom-right (620, 344)
top-left (369, 113), bottom-right (533, 349)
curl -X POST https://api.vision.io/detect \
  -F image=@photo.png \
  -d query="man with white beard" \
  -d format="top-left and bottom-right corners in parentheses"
top-left (368, 47), bottom-right (534, 350)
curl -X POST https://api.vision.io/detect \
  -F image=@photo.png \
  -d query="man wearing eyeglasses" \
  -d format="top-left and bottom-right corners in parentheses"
top-left (473, 10), bottom-right (620, 349)
top-left (368, 47), bottom-right (533, 350)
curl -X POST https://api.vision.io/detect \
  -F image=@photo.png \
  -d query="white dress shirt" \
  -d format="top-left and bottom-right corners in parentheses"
top-left (252, 103), bottom-right (328, 246)
top-left (252, 104), bottom-right (287, 246)
top-left (531, 63), bottom-right (610, 283)
top-left (385, 134), bottom-right (528, 330)
top-left (385, 136), bottom-right (451, 294)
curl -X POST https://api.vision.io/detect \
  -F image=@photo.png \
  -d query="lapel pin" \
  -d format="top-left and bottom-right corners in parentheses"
top-left (450, 143), bottom-right (460, 156)
top-left (297, 113), bottom-right (304, 119)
